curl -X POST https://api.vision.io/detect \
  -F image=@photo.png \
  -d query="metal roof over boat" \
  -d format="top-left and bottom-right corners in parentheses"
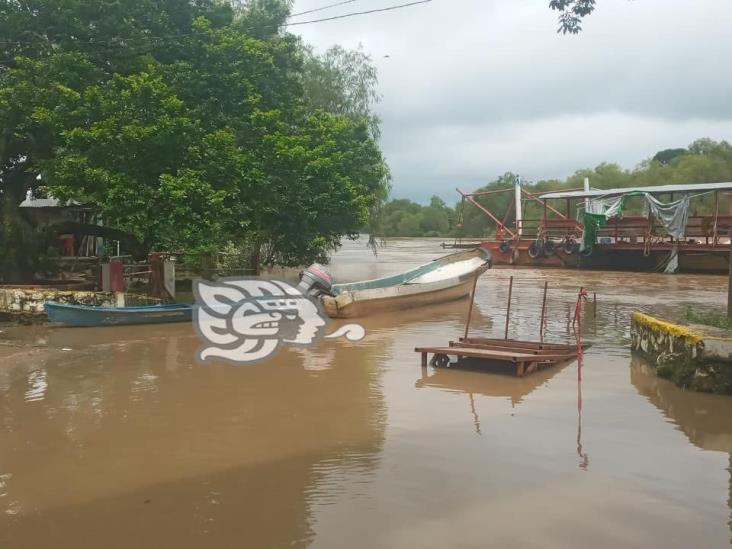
top-left (538, 181), bottom-right (732, 200)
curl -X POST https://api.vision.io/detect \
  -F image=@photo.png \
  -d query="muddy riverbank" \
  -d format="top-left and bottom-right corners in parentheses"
top-left (2, 238), bottom-right (732, 548)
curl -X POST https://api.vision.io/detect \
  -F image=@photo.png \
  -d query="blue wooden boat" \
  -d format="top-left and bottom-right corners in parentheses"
top-left (44, 302), bottom-right (193, 327)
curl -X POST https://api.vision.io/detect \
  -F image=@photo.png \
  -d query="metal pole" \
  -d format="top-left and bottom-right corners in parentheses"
top-left (464, 271), bottom-right (480, 340)
top-left (457, 188), bottom-right (516, 238)
top-left (577, 307), bottom-right (583, 382)
top-left (713, 191), bottom-right (719, 247)
top-left (539, 281), bottom-right (548, 342)
top-left (504, 276), bottom-right (514, 340)
top-left (728, 229), bottom-right (732, 320)
top-left (515, 176), bottom-right (523, 239)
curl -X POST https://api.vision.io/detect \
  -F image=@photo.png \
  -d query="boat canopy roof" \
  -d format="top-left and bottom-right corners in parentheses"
top-left (538, 181), bottom-right (732, 200)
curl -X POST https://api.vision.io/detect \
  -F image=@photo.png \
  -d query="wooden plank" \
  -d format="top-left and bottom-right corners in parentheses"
top-left (461, 337), bottom-right (581, 351)
top-left (414, 346), bottom-right (578, 362)
top-left (451, 341), bottom-right (567, 354)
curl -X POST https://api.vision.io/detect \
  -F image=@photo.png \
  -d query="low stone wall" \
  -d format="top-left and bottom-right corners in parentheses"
top-left (0, 288), bottom-right (160, 322)
top-left (630, 312), bottom-right (732, 394)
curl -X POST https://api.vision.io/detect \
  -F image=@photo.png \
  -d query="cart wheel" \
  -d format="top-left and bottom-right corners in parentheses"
top-left (563, 237), bottom-right (579, 254)
top-left (527, 239), bottom-right (543, 259)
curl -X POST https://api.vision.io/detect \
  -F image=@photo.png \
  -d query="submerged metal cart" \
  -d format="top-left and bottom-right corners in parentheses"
top-left (415, 275), bottom-right (588, 377)
top-left (416, 337), bottom-right (581, 377)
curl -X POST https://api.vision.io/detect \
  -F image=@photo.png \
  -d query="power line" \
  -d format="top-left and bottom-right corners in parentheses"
top-left (283, 0), bottom-right (433, 27)
top-left (289, 0), bottom-right (362, 18)
top-left (0, 0), bottom-right (435, 50)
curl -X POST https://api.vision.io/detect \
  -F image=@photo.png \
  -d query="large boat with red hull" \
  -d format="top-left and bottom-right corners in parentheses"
top-left (450, 180), bottom-right (732, 274)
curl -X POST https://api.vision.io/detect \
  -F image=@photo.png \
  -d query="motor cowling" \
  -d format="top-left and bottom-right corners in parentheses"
top-left (297, 263), bottom-right (334, 297)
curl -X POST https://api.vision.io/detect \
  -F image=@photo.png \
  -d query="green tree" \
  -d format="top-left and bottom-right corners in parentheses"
top-left (653, 148), bottom-right (688, 166)
top-left (302, 43), bottom-right (390, 244)
top-left (302, 44), bottom-right (381, 139)
top-left (0, 0), bottom-right (390, 281)
top-left (549, 0), bottom-right (596, 34)
top-left (396, 213), bottom-right (423, 237)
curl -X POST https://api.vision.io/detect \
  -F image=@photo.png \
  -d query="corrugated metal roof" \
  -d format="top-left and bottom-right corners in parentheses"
top-left (538, 182), bottom-right (732, 200)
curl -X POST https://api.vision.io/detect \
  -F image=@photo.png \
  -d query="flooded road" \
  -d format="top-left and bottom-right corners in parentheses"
top-left (2, 238), bottom-right (732, 548)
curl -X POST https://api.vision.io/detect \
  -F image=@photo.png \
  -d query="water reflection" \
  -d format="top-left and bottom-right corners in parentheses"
top-left (0, 327), bottom-right (390, 548)
top-left (416, 357), bottom-right (590, 470)
top-left (416, 359), bottom-right (569, 407)
top-left (0, 291), bottom-right (489, 547)
top-left (631, 355), bottom-right (732, 543)
top-left (631, 354), bottom-right (732, 453)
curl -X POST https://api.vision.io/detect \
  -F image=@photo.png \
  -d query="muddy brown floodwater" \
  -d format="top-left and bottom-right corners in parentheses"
top-left (2, 238), bottom-right (732, 548)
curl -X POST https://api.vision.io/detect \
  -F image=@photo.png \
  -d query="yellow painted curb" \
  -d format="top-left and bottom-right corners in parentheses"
top-left (631, 312), bottom-right (704, 344)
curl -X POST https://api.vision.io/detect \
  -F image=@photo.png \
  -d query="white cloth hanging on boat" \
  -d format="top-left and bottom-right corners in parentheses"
top-left (643, 193), bottom-right (690, 240)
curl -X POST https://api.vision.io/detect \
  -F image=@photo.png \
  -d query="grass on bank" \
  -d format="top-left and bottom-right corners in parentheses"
top-left (685, 308), bottom-right (732, 330)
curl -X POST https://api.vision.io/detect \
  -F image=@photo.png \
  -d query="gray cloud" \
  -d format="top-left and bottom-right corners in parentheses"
top-left (291, 0), bottom-right (732, 203)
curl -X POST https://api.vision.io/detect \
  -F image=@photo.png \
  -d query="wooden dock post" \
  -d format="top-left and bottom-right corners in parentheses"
top-left (504, 276), bottom-right (514, 340)
top-left (464, 271), bottom-right (480, 340)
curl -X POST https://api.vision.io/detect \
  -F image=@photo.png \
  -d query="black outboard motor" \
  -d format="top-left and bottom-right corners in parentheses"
top-left (297, 264), bottom-right (335, 297)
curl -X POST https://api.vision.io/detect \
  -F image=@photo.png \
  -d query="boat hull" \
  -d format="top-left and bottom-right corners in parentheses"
top-left (44, 302), bottom-right (192, 327)
top-left (320, 248), bottom-right (492, 319)
top-left (481, 240), bottom-right (731, 274)
top-left (322, 277), bottom-right (476, 319)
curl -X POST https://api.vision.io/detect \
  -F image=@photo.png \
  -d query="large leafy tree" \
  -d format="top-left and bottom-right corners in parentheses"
top-left (301, 44), bottom-right (390, 244)
top-left (0, 0), bottom-right (389, 281)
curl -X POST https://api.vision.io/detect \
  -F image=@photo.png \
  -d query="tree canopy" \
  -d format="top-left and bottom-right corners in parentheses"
top-left (378, 196), bottom-right (454, 238)
top-left (0, 0), bottom-right (389, 281)
top-left (550, 0), bottom-right (596, 34)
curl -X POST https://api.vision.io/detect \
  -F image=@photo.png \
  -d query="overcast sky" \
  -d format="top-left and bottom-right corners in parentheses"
top-left (289, 0), bottom-right (732, 203)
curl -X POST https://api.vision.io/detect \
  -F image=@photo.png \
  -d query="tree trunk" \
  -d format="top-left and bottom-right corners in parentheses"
top-left (0, 177), bottom-right (35, 283)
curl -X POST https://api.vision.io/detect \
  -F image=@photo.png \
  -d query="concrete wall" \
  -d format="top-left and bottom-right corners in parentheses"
top-left (631, 312), bottom-right (732, 394)
top-left (0, 288), bottom-right (159, 320)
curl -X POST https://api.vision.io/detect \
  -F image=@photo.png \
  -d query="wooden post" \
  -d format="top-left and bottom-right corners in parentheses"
top-left (464, 271), bottom-right (481, 340)
top-left (505, 276), bottom-right (514, 340)
top-left (593, 292), bottom-right (597, 319)
top-left (539, 281), bottom-right (548, 342)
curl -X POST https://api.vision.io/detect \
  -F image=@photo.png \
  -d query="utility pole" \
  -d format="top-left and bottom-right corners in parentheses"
top-left (728, 228), bottom-right (732, 320)
top-left (514, 175), bottom-right (523, 238)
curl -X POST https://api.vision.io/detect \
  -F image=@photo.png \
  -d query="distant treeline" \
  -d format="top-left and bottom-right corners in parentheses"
top-left (377, 138), bottom-right (732, 238)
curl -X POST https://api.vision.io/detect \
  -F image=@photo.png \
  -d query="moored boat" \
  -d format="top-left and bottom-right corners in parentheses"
top-left (44, 302), bottom-right (192, 327)
top-left (320, 248), bottom-right (492, 319)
